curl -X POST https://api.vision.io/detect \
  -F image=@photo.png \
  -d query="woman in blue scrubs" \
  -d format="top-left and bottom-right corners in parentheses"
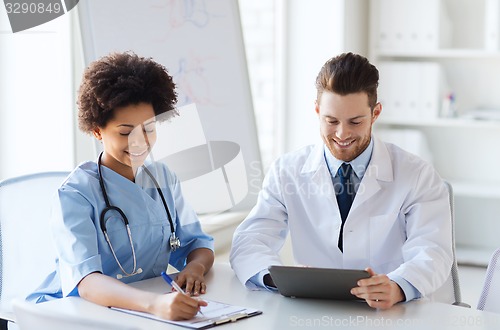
top-left (28, 52), bottom-right (214, 320)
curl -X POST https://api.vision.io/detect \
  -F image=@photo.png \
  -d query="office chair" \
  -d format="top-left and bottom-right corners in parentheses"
top-left (431, 181), bottom-right (470, 307)
top-left (12, 299), bottom-right (139, 330)
top-left (445, 181), bottom-right (470, 307)
top-left (0, 172), bottom-right (69, 325)
top-left (477, 248), bottom-right (500, 313)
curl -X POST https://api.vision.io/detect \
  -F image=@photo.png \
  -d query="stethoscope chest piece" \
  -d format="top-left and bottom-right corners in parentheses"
top-left (170, 232), bottom-right (181, 251)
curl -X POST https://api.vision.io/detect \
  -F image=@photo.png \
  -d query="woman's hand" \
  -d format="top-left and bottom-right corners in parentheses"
top-left (175, 261), bottom-right (207, 296)
top-left (78, 272), bottom-right (207, 321)
top-left (175, 248), bottom-right (214, 296)
top-left (149, 292), bottom-right (207, 321)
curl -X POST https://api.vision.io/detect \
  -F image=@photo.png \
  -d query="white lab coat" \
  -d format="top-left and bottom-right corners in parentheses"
top-left (230, 137), bottom-right (453, 301)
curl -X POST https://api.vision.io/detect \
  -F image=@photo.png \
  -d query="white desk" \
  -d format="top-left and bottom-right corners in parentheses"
top-left (33, 263), bottom-right (500, 329)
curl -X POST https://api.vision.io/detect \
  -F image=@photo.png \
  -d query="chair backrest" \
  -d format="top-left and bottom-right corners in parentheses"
top-left (431, 181), bottom-right (469, 307)
top-left (477, 248), bottom-right (500, 313)
top-left (0, 172), bottom-right (69, 320)
top-left (445, 181), bottom-right (465, 306)
top-left (12, 299), bottom-right (139, 330)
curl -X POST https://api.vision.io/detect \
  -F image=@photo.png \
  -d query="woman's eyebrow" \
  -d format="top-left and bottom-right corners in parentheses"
top-left (143, 120), bottom-right (156, 127)
top-left (116, 120), bottom-right (156, 128)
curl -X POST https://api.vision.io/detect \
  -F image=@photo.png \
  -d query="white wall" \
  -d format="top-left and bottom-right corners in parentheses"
top-left (70, 8), bottom-right (97, 166)
top-left (0, 8), bottom-right (74, 180)
top-left (281, 0), bottom-right (345, 153)
top-left (344, 0), bottom-right (369, 56)
top-left (238, 0), bottom-right (277, 170)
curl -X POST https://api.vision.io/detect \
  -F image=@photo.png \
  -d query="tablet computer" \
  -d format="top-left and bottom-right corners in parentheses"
top-left (268, 265), bottom-right (370, 300)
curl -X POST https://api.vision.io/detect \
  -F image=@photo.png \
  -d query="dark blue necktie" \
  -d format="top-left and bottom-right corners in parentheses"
top-left (336, 163), bottom-right (354, 252)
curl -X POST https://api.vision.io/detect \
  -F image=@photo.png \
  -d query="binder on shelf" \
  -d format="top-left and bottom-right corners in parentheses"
top-left (377, 62), bottom-right (446, 121)
top-left (377, 62), bottom-right (401, 118)
top-left (419, 63), bottom-right (443, 119)
top-left (375, 0), bottom-right (452, 51)
top-left (378, 0), bottom-right (407, 49)
top-left (485, 0), bottom-right (500, 51)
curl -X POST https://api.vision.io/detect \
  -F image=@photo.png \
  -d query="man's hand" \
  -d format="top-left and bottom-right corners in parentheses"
top-left (350, 267), bottom-right (405, 309)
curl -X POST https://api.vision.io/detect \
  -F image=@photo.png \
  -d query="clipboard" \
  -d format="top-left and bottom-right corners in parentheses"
top-left (111, 299), bottom-right (262, 329)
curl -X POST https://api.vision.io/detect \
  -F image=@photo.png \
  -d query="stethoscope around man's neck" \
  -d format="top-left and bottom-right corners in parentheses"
top-left (97, 152), bottom-right (181, 279)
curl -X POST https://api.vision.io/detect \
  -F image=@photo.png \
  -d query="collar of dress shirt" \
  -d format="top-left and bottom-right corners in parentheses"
top-left (323, 135), bottom-right (374, 180)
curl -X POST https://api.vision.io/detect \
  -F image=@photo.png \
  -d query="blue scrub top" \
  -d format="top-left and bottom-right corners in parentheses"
top-left (27, 160), bottom-right (214, 303)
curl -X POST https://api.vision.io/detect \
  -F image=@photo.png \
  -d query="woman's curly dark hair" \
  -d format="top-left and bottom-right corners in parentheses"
top-left (78, 52), bottom-right (178, 133)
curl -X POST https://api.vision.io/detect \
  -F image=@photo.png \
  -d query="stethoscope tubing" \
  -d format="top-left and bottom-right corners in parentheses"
top-left (97, 152), bottom-right (176, 237)
top-left (97, 152), bottom-right (181, 278)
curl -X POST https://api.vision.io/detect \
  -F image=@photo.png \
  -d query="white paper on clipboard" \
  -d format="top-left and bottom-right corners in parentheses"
top-left (112, 299), bottom-right (262, 329)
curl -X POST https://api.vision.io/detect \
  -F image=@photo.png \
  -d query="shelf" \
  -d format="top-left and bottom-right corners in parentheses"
top-left (456, 245), bottom-right (496, 267)
top-left (374, 49), bottom-right (500, 60)
top-left (370, 0), bottom-right (500, 259)
top-left (377, 117), bottom-right (500, 128)
top-left (449, 180), bottom-right (500, 199)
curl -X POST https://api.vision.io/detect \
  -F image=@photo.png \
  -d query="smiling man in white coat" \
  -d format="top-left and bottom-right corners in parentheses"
top-left (230, 52), bottom-right (453, 309)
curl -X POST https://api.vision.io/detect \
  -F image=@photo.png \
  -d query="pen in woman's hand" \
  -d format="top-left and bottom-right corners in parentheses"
top-left (161, 271), bottom-right (205, 316)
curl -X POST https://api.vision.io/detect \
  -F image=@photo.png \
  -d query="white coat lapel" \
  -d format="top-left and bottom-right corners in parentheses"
top-left (351, 137), bottom-right (393, 210)
top-left (301, 144), bottom-right (337, 205)
top-left (298, 144), bottom-right (343, 262)
top-left (301, 144), bottom-right (342, 231)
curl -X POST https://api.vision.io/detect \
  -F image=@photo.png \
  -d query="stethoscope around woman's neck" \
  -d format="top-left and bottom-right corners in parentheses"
top-left (97, 152), bottom-right (181, 279)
